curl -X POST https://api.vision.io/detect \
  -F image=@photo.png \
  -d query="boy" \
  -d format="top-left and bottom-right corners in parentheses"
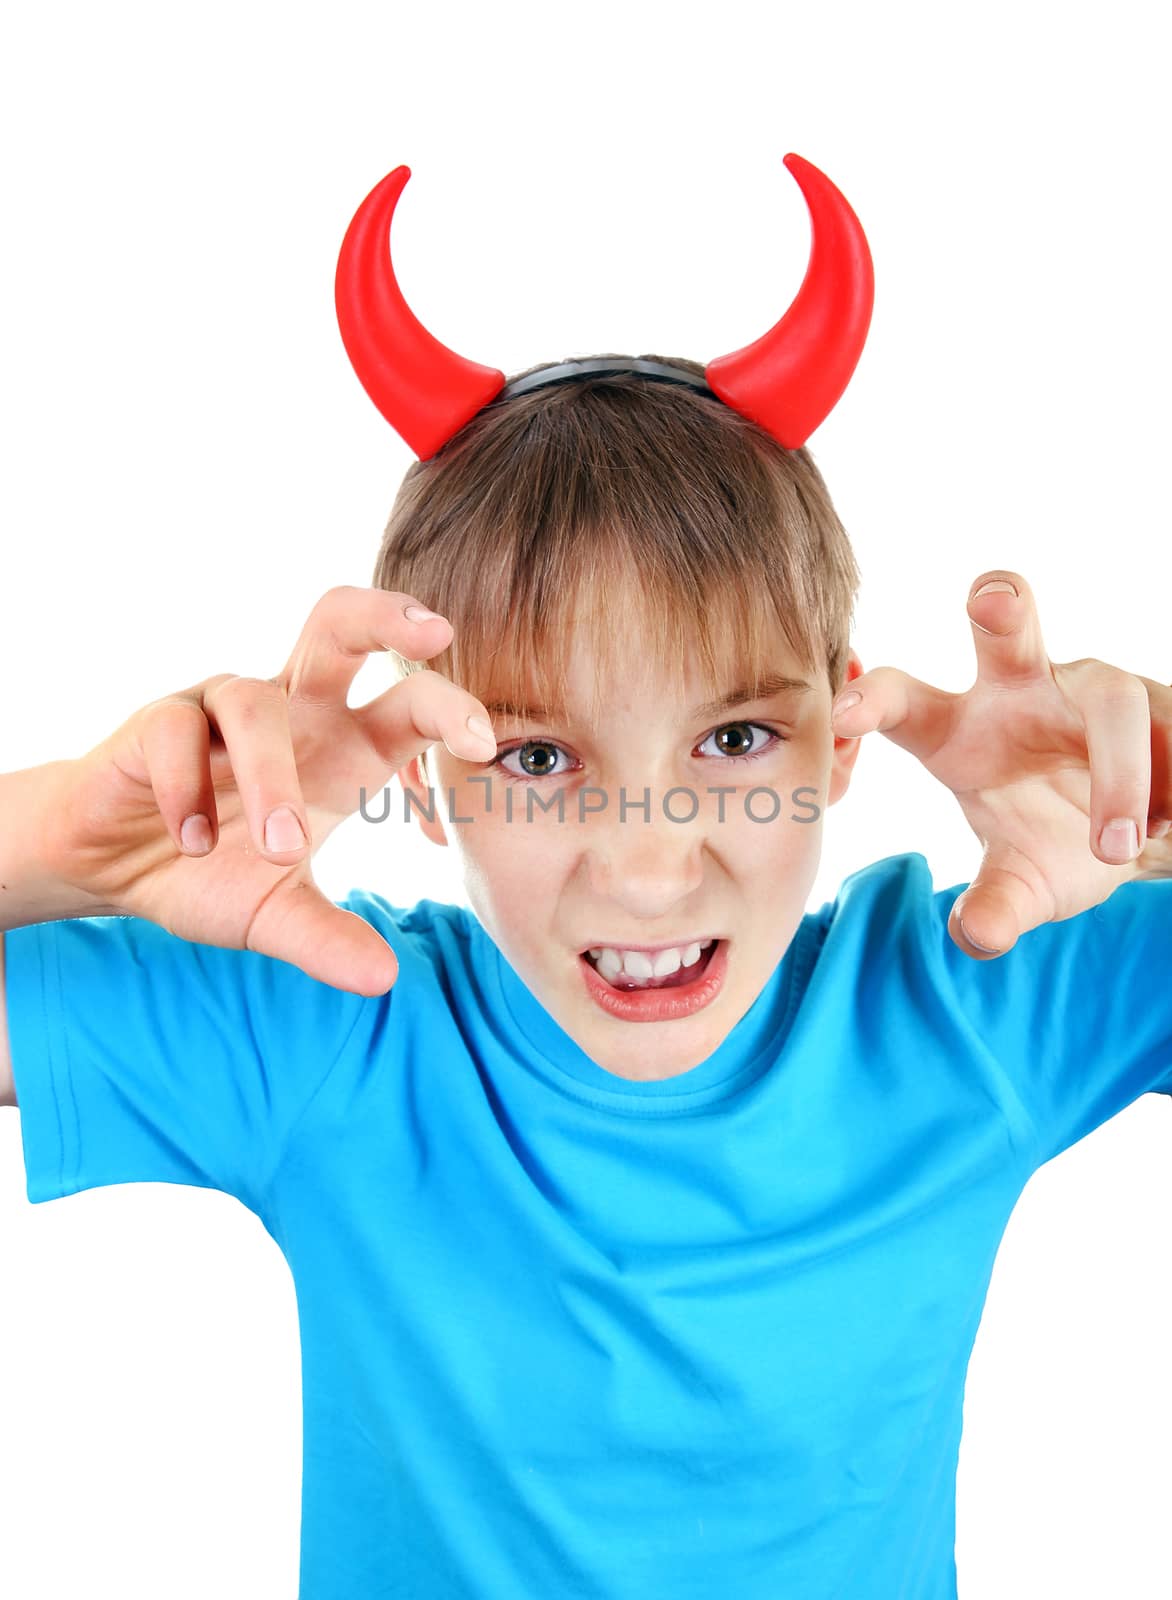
top-left (2, 154), bottom-right (1171, 1598)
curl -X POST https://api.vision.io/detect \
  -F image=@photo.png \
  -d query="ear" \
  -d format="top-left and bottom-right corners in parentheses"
top-left (825, 649), bottom-right (865, 807)
top-left (397, 751), bottom-right (450, 848)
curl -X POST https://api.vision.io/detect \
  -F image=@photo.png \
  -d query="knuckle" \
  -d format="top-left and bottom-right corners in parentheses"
top-left (143, 694), bottom-right (204, 729)
top-left (306, 585), bottom-right (366, 641)
top-left (138, 706), bottom-right (210, 771)
top-left (1062, 658), bottom-right (1125, 695)
top-left (1096, 669), bottom-right (1148, 707)
top-left (862, 665), bottom-right (897, 689)
top-left (325, 620), bottom-right (367, 663)
top-left (403, 666), bottom-right (442, 694)
top-left (403, 672), bottom-right (451, 724)
top-left (197, 671), bottom-right (240, 695)
top-left (312, 588), bottom-right (381, 657)
top-left (216, 675), bottom-right (288, 715)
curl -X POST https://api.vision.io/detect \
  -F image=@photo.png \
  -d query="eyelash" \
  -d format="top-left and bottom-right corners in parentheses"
top-left (491, 721), bottom-right (788, 783)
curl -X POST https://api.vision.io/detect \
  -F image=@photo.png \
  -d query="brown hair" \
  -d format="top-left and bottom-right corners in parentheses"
top-left (371, 353), bottom-right (860, 763)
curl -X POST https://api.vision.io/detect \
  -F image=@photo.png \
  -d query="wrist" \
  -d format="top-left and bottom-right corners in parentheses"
top-left (0, 762), bottom-right (121, 932)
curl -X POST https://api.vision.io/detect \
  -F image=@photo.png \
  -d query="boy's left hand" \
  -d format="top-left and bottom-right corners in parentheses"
top-left (831, 571), bottom-right (1172, 959)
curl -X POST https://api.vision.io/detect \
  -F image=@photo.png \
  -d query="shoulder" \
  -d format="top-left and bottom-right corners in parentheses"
top-left (335, 890), bottom-right (482, 988)
top-left (813, 850), bottom-right (937, 947)
top-left (338, 890), bottom-right (475, 943)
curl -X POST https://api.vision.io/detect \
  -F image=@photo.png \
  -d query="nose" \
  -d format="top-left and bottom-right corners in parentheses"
top-left (583, 801), bottom-right (707, 915)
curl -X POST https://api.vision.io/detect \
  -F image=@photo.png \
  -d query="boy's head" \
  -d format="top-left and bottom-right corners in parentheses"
top-left (377, 353), bottom-right (866, 1080)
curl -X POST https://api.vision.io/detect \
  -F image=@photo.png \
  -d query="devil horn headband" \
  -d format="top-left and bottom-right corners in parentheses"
top-left (334, 153), bottom-right (874, 462)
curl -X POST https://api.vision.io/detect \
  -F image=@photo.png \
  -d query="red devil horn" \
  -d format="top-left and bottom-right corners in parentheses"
top-left (335, 166), bottom-right (506, 461)
top-left (705, 154), bottom-right (874, 450)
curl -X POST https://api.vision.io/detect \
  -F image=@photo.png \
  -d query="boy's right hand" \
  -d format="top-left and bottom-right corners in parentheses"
top-left (34, 587), bottom-right (497, 995)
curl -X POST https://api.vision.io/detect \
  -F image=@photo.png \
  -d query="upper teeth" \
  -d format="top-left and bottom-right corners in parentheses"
top-left (587, 940), bottom-right (714, 982)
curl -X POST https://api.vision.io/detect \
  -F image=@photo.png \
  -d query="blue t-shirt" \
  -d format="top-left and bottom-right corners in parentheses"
top-left (5, 851), bottom-right (1172, 1599)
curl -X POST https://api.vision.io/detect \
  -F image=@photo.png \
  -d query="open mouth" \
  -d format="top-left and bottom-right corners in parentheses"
top-left (580, 939), bottom-right (722, 992)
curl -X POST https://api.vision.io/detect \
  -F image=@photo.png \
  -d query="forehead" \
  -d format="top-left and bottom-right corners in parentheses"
top-left (480, 621), bottom-right (814, 726)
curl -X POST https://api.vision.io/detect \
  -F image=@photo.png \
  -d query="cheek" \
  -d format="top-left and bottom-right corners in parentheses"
top-left (726, 762), bottom-right (826, 843)
top-left (456, 812), bottom-right (566, 890)
top-left (428, 765), bottom-right (498, 843)
top-left (464, 850), bottom-right (561, 956)
top-left (729, 814), bottom-right (819, 868)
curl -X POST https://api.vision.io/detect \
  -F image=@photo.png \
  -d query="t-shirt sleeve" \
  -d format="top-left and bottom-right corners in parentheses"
top-left (921, 867), bottom-right (1172, 1169)
top-left (2, 900), bottom-right (383, 1216)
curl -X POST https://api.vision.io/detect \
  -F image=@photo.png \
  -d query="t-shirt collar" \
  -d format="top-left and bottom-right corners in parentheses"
top-left (472, 918), bottom-right (818, 1115)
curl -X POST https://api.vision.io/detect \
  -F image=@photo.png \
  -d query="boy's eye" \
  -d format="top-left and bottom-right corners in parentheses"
top-left (697, 721), bottom-right (780, 762)
top-left (494, 722), bottom-right (785, 782)
top-left (499, 740), bottom-right (569, 780)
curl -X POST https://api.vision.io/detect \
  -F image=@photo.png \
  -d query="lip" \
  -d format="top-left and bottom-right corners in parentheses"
top-left (576, 935), bottom-right (720, 956)
top-left (578, 937), bottom-right (729, 1023)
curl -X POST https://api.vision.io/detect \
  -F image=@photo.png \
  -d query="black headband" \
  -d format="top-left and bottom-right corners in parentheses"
top-left (497, 358), bottom-right (717, 403)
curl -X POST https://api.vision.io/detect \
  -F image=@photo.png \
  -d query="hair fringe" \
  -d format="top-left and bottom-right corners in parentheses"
top-left (371, 353), bottom-right (860, 765)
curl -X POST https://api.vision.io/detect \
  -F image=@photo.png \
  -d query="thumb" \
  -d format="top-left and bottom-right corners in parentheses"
top-left (951, 885), bottom-right (1015, 960)
top-left (949, 850), bottom-right (1047, 960)
top-left (248, 878), bottom-right (400, 995)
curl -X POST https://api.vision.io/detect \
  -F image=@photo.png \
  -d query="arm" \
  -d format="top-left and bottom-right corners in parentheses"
top-left (1, 934), bottom-right (11, 1107)
top-left (0, 763), bottom-right (122, 1111)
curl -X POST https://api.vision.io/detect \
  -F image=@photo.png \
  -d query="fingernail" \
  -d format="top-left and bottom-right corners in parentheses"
top-left (404, 604), bottom-right (443, 623)
top-left (1149, 818), bottom-right (1171, 839)
top-left (959, 913), bottom-right (1001, 954)
top-left (972, 579), bottom-right (1018, 600)
top-left (1099, 817), bottom-right (1139, 863)
top-left (265, 806), bottom-right (308, 853)
top-left (466, 715), bottom-right (496, 748)
top-left (832, 690), bottom-right (862, 719)
top-left (180, 813), bottom-right (213, 854)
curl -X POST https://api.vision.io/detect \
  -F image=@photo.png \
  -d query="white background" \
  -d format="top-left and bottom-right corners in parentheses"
top-left (1, 1), bottom-right (1169, 1595)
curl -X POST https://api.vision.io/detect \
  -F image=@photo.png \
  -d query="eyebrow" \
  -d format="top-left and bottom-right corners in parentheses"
top-left (481, 671), bottom-right (813, 724)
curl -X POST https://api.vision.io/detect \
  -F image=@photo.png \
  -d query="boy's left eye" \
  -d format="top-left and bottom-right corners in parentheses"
top-left (493, 721), bottom-right (785, 781)
top-left (697, 721), bottom-right (783, 763)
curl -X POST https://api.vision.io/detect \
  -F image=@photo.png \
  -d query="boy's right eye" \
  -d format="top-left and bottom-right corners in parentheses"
top-left (494, 740), bottom-right (575, 782)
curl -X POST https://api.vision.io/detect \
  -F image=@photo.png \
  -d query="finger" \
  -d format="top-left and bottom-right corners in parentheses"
top-left (831, 665), bottom-right (960, 765)
top-left (949, 844), bottom-right (1055, 960)
top-left (353, 667), bottom-right (499, 776)
top-left (247, 877), bottom-right (400, 996)
top-left (1053, 661), bottom-right (1152, 865)
top-left (200, 676), bottom-right (312, 859)
top-left (966, 572), bottom-right (1050, 687)
top-left (279, 586), bottom-right (453, 707)
top-left (138, 697), bottom-right (220, 856)
top-left (1133, 673), bottom-right (1172, 836)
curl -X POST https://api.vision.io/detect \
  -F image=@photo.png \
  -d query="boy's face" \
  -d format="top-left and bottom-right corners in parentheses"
top-left (400, 623), bottom-right (864, 1082)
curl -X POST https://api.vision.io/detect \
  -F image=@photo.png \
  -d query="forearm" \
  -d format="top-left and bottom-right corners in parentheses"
top-left (0, 763), bottom-right (119, 934)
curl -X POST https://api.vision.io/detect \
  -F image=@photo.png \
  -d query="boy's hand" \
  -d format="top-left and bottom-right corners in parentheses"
top-left (34, 587), bottom-right (497, 995)
top-left (830, 570), bottom-right (1172, 959)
